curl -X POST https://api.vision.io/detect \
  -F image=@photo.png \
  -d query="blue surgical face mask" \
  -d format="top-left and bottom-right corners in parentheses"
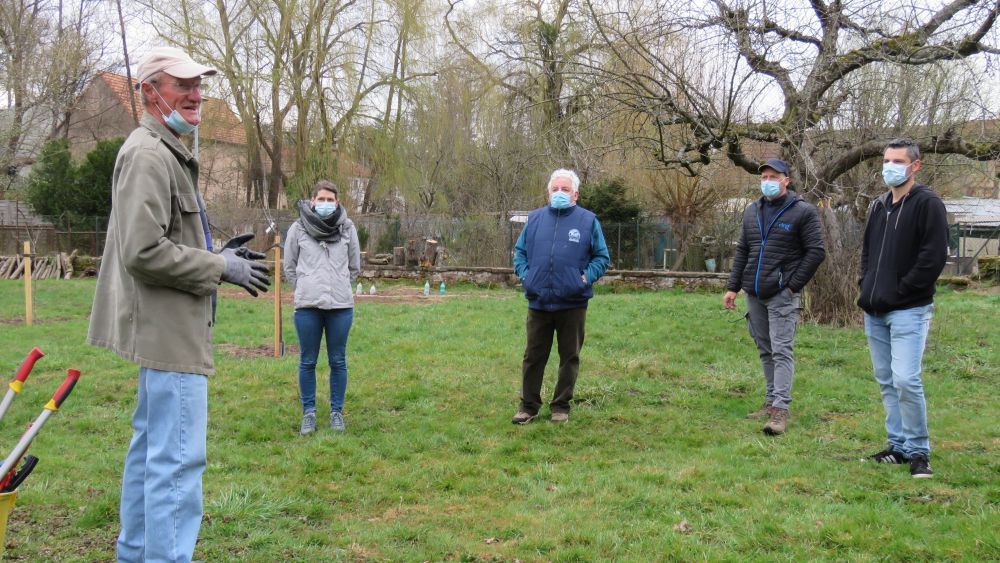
top-left (882, 162), bottom-right (910, 187)
top-left (760, 180), bottom-right (782, 199)
top-left (314, 201), bottom-right (337, 217)
top-left (150, 83), bottom-right (199, 135)
top-left (550, 191), bottom-right (572, 209)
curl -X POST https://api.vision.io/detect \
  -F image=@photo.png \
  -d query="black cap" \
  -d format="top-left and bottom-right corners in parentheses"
top-left (759, 158), bottom-right (789, 176)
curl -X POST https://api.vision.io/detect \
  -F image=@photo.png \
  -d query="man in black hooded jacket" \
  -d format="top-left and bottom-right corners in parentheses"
top-left (858, 138), bottom-right (948, 479)
top-left (724, 158), bottom-right (825, 436)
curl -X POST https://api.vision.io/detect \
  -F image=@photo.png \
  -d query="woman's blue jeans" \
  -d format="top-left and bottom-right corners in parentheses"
top-left (294, 307), bottom-right (353, 414)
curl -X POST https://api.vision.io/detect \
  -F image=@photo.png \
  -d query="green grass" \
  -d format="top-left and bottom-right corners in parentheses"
top-left (0, 280), bottom-right (997, 561)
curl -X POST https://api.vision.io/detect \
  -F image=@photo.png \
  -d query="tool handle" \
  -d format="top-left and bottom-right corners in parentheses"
top-left (11, 347), bottom-right (44, 390)
top-left (2, 454), bottom-right (38, 492)
top-left (44, 369), bottom-right (81, 411)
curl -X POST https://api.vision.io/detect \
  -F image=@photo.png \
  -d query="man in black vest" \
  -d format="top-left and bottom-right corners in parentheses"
top-left (724, 159), bottom-right (825, 435)
top-left (858, 138), bottom-right (948, 479)
top-left (511, 169), bottom-right (611, 424)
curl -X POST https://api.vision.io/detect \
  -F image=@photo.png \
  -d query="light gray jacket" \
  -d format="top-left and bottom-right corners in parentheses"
top-left (87, 113), bottom-right (226, 376)
top-left (283, 216), bottom-right (361, 310)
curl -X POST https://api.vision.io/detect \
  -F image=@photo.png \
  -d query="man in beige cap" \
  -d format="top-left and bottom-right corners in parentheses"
top-left (88, 46), bottom-right (269, 563)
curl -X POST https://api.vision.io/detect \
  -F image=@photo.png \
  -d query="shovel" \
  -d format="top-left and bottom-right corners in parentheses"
top-left (0, 369), bottom-right (81, 489)
top-left (0, 348), bottom-right (44, 424)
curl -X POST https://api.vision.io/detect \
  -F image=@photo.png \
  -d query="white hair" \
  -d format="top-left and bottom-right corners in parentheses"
top-left (139, 71), bottom-right (163, 106)
top-left (547, 168), bottom-right (580, 193)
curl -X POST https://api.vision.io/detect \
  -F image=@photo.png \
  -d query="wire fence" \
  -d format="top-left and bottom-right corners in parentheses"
top-left (0, 207), bottom-right (745, 272)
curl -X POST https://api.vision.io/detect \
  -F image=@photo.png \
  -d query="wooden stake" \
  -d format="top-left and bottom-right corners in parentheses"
top-left (23, 241), bottom-right (33, 325)
top-left (273, 233), bottom-right (282, 358)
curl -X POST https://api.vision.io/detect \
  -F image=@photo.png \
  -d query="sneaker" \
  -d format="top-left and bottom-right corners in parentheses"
top-left (511, 411), bottom-right (537, 425)
top-left (550, 412), bottom-right (569, 423)
top-left (330, 411), bottom-right (345, 432)
top-left (299, 411), bottom-right (317, 435)
top-left (763, 408), bottom-right (788, 435)
top-left (747, 403), bottom-right (773, 420)
top-left (869, 448), bottom-right (909, 464)
top-left (909, 454), bottom-right (933, 478)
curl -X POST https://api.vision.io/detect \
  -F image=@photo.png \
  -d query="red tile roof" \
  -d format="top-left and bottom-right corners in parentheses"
top-left (96, 71), bottom-right (247, 146)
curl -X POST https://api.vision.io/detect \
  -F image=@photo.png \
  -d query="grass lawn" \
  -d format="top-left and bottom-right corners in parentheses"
top-left (0, 279), bottom-right (997, 561)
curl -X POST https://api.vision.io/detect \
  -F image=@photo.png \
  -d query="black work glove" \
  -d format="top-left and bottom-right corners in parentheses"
top-left (220, 246), bottom-right (271, 297)
top-left (222, 232), bottom-right (267, 260)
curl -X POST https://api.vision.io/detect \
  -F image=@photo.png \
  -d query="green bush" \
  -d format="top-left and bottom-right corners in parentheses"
top-left (25, 137), bottom-right (124, 224)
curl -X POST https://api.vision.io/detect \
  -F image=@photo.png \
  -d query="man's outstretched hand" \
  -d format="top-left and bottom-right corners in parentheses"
top-left (220, 233), bottom-right (270, 297)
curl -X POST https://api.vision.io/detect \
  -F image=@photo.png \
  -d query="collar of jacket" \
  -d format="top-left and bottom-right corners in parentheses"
top-left (546, 204), bottom-right (578, 217)
top-left (140, 113), bottom-right (195, 164)
top-left (756, 189), bottom-right (800, 207)
top-left (878, 183), bottom-right (926, 210)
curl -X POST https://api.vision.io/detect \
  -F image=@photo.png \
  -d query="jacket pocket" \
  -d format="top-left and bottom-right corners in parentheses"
top-left (553, 266), bottom-right (586, 300)
top-left (523, 267), bottom-right (542, 299)
top-left (174, 193), bottom-right (202, 245)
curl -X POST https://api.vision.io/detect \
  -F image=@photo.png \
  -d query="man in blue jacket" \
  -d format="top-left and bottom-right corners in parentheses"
top-left (512, 169), bottom-right (610, 424)
top-left (859, 138), bottom-right (948, 479)
top-left (724, 159), bottom-right (825, 435)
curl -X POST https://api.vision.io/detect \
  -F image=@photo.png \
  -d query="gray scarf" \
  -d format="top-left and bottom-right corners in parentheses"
top-left (297, 199), bottom-right (347, 242)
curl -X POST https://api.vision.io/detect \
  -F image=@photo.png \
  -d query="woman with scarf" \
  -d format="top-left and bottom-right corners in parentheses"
top-left (283, 180), bottom-right (361, 435)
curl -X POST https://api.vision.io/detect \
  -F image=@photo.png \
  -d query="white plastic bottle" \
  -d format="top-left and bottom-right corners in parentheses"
top-left (356, 282), bottom-right (363, 295)
top-left (369, 283), bottom-right (376, 295)
top-left (423, 280), bottom-right (430, 296)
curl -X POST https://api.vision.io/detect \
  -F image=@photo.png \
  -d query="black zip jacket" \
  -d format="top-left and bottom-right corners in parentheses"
top-left (858, 184), bottom-right (948, 314)
top-left (727, 190), bottom-right (826, 299)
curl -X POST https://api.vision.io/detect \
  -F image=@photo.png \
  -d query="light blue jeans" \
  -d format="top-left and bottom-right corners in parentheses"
top-left (117, 368), bottom-right (208, 563)
top-left (864, 304), bottom-right (933, 457)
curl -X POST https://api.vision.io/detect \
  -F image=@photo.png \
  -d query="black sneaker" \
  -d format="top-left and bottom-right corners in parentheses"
top-left (869, 448), bottom-right (908, 464)
top-left (909, 454), bottom-right (933, 478)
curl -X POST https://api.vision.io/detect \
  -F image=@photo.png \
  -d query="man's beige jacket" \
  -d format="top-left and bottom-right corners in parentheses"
top-left (88, 113), bottom-right (225, 375)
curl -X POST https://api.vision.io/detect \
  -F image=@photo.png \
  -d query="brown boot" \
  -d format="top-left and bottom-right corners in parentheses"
top-left (747, 403), bottom-right (773, 420)
top-left (763, 408), bottom-right (789, 435)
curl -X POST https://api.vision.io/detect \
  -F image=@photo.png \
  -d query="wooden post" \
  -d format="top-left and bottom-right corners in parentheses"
top-left (421, 239), bottom-right (438, 267)
top-left (393, 246), bottom-right (405, 266)
top-left (23, 241), bottom-right (33, 325)
top-left (405, 239), bottom-right (418, 267)
top-left (273, 233), bottom-right (283, 358)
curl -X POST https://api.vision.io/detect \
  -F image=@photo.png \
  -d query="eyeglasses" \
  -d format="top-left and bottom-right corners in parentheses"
top-left (153, 80), bottom-right (203, 94)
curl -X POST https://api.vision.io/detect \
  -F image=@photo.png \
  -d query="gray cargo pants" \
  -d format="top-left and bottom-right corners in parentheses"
top-left (745, 289), bottom-right (801, 411)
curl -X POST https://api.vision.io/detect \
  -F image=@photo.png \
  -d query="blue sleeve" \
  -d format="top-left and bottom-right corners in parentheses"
top-left (585, 219), bottom-right (611, 284)
top-left (513, 223), bottom-right (529, 279)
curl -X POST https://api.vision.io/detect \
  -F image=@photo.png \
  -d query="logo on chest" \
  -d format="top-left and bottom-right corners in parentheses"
top-left (777, 222), bottom-right (792, 232)
top-left (568, 228), bottom-right (581, 243)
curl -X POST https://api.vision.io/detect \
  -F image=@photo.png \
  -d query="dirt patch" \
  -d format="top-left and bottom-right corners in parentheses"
top-left (217, 343), bottom-right (299, 359)
top-left (0, 316), bottom-right (71, 325)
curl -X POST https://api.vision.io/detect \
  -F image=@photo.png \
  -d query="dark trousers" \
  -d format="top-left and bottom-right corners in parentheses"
top-left (520, 307), bottom-right (587, 415)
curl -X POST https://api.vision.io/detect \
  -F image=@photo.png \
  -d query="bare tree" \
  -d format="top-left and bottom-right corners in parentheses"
top-left (584, 0), bottom-right (1000, 199)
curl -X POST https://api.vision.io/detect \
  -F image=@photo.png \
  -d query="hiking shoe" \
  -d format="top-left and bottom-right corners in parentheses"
top-left (747, 403), bottom-right (773, 420)
top-left (763, 408), bottom-right (788, 435)
top-left (869, 448), bottom-right (909, 464)
top-left (330, 411), bottom-right (345, 432)
top-left (910, 454), bottom-right (933, 478)
top-left (300, 411), bottom-right (317, 435)
top-left (551, 412), bottom-right (569, 423)
top-left (511, 411), bottom-right (537, 425)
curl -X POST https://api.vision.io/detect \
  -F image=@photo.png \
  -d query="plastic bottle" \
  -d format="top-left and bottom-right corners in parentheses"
top-left (439, 281), bottom-right (446, 295)
top-left (356, 282), bottom-right (363, 295)
top-left (423, 280), bottom-right (430, 296)
top-left (369, 283), bottom-right (376, 295)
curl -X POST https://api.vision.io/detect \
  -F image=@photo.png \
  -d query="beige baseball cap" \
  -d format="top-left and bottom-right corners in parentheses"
top-left (134, 46), bottom-right (217, 89)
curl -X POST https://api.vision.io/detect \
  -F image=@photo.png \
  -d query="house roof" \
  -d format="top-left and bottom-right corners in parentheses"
top-left (944, 197), bottom-right (1000, 226)
top-left (96, 72), bottom-right (247, 146)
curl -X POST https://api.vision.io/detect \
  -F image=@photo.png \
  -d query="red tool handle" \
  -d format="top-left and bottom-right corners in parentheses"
top-left (46, 369), bottom-right (81, 411)
top-left (14, 347), bottom-right (44, 383)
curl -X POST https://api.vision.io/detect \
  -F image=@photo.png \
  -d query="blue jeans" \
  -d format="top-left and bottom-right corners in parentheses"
top-left (864, 304), bottom-right (933, 457)
top-left (294, 307), bottom-right (354, 413)
top-left (118, 368), bottom-right (207, 563)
